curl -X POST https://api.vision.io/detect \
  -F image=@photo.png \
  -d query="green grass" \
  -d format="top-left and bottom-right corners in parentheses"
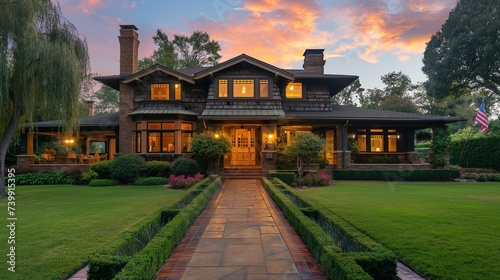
top-left (299, 181), bottom-right (500, 280)
top-left (0, 185), bottom-right (184, 280)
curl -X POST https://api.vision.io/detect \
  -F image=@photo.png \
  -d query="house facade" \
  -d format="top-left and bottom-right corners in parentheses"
top-left (17, 24), bottom-right (463, 174)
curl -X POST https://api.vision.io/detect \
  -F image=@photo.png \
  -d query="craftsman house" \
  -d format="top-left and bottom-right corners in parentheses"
top-left (17, 25), bottom-right (463, 174)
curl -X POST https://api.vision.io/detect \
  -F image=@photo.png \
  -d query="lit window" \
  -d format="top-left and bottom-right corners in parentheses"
top-left (151, 84), bottom-right (169, 100)
top-left (181, 132), bottom-right (192, 152)
top-left (260, 79), bottom-right (269, 97)
top-left (148, 132), bottom-right (161, 152)
top-left (181, 123), bottom-right (193, 130)
top-left (162, 132), bottom-right (175, 153)
top-left (370, 134), bottom-right (384, 152)
top-left (388, 135), bottom-right (397, 152)
top-left (357, 134), bottom-right (367, 152)
top-left (233, 79), bottom-right (254, 97)
top-left (218, 79), bottom-right (228, 97)
top-left (174, 83), bottom-right (181, 100)
top-left (286, 82), bottom-right (302, 98)
top-left (161, 122), bottom-right (175, 129)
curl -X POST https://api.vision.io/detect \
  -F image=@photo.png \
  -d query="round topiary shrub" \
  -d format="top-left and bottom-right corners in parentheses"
top-left (111, 154), bottom-right (146, 184)
top-left (144, 160), bottom-right (172, 177)
top-left (90, 160), bottom-right (114, 179)
top-left (171, 157), bottom-right (199, 176)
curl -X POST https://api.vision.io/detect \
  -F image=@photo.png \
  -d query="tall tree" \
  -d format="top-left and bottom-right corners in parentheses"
top-left (331, 79), bottom-right (363, 107)
top-left (0, 0), bottom-right (89, 197)
top-left (422, 0), bottom-right (500, 98)
top-left (380, 71), bottom-right (412, 96)
top-left (92, 86), bottom-right (119, 115)
top-left (139, 29), bottom-right (221, 70)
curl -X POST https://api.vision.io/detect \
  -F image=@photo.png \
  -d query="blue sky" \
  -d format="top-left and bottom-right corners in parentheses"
top-left (57, 0), bottom-right (457, 89)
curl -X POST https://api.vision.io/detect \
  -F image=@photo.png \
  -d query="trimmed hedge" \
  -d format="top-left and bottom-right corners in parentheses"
top-left (262, 177), bottom-right (397, 280)
top-left (112, 154), bottom-right (146, 183)
top-left (449, 136), bottom-right (500, 170)
top-left (333, 169), bottom-right (460, 181)
top-left (87, 176), bottom-right (220, 280)
top-left (90, 160), bottom-right (114, 179)
top-left (115, 177), bottom-right (221, 279)
top-left (13, 171), bottom-right (76, 185)
top-left (133, 177), bottom-right (169, 186)
top-left (144, 160), bottom-right (172, 177)
top-left (88, 179), bottom-right (119, 187)
top-left (268, 171), bottom-right (296, 185)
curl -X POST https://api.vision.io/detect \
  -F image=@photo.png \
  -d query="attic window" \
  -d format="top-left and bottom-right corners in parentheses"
top-left (151, 84), bottom-right (169, 100)
top-left (218, 79), bottom-right (228, 98)
top-left (286, 82), bottom-right (302, 98)
top-left (233, 79), bottom-right (254, 98)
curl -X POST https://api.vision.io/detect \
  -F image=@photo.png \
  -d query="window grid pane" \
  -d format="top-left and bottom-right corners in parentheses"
top-left (218, 79), bottom-right (228, 97)
top-left (151, 84), bottom-right (169, 100)
top-left (286, 82), bottom-right (302, 98)
top-left (233, 79), bottom-right (254, 98)
top-left (174, 83), bottom-right (181, 100)
top-left (260, 80), bottom-right (269, 97)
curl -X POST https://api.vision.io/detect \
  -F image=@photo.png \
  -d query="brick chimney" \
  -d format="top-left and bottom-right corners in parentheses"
top-left (118, 25), bottom-right (140, 75)
top-left (302, 49), bottom-right (325, 74)
top-left (86, 100), bottom-right (94, 116)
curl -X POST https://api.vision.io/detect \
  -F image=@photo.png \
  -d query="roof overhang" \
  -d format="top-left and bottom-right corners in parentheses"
top-left (123, 64), bottom-right (195, 84)
top-left (194, 54), bottom-right (295, 81)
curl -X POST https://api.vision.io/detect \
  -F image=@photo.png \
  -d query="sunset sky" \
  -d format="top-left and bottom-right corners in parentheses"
top-left (57, 0), bottom-right (457, 89)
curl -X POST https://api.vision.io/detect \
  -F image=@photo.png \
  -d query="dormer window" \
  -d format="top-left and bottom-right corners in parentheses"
top-left (151, 84), bottom-right (169, 100)
top-left (216, 78), bottom-right (270, 98)
top-left (234, 79), bottom-right (254, 98)
top-left (151, 82), bottom-right (182, 100)
top-left (286, 82), bottom-right (302, 98)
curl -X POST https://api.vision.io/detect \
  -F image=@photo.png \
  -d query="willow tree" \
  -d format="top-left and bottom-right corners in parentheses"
top-left (0, 0), bottom-right (89, 197)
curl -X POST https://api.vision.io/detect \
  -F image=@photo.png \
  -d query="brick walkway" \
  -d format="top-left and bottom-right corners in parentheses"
top-left (156, 179), bottom-right (326, 280)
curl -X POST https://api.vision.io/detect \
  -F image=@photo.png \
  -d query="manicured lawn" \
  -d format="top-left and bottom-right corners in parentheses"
top-left (0, 185), bottom-right (184, 280)
top-left (299, 181), bottom-right (500, 280)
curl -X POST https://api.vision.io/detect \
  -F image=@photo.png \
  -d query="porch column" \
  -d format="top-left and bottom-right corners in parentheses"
top-left (27, 132), bottom-right (34, 155)
top-left (334, 123), bottom-right (350, 169)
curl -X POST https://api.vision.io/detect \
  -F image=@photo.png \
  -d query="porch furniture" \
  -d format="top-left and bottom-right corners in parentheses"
top-left (67, 153), bottom-right (77, 164)
top-left (80, 154), bottom-right (95, 164)
top-left (41, 153), bottom-right (56, 162)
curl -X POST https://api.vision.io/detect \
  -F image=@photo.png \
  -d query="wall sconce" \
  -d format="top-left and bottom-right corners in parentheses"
top-left (64, 139), bottom-right (75, 144)
top-left (351, 134), bottom-right (356, 139)
top-left (397, 134), bottom-right (400, 139)
top-left (214, 133), bottom-right (220, 139)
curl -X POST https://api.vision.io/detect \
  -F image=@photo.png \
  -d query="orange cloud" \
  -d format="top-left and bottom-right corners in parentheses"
top-left (79, 0), bottom-right (104, 15)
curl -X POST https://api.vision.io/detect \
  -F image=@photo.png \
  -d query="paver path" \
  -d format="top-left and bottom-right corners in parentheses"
top-left (156, 179), bottom-right (326, 280)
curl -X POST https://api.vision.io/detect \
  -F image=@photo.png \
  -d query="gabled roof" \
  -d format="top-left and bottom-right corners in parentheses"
top-left (122, 64), bottom-right (195, 84)
top-left (193, 54), bottom-right (295, 80)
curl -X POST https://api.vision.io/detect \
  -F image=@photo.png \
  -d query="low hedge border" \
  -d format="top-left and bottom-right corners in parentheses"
top-left (114, 177), bottom-right (222, 280)
top-left (333, 169), bottom-right (460, 181)
top-left (87, 176), bottom-right (219, 280)
top-left (268, 169), bottom-right (319, 185)
top-left (262, 177), bottom-right (397, 280)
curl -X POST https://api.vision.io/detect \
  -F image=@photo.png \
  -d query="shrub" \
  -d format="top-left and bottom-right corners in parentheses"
top-left (494, 174), bottom-right (500, 182)
top-left (80, 170), bottom-right (99, 185)
top-left (449, 136), bottom-right (500, 170)
top-left (171, 157), bottom-right (199, 176)
top-left (90, 160), bottom-right (114, 179)
top-left (133, 177), bottom-right (169, 186)
top-left (111, 154), bottom-right (146, 183)
top-left (461, 172), bottom-right (477, 180)
top-left (268, 171), bottom-right (296, 185)
top-left (144, 161), bottom-right (171, 177)
top-left (14, 171), bottom-right (75, 185)
top-left (474, 173), bottom-right (489, 182)
top-left (89, 179), bottom-right (119, 187)
top-left (168, 173), bottom-right (204, 189)
top-left (296, 172), bottom-right (331, 186)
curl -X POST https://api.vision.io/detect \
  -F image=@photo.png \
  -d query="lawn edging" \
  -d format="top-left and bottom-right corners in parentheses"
top-left (87, 176), bottom-right (220, 280)
top-left (262, 177), bottom-right (397, 280)
top-left (114, 176), bottom-right (221, 279)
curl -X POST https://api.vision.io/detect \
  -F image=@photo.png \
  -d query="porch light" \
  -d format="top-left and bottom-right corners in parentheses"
top-left (215, 133), bottom-right (220, 139)
top-left (397, 134), bottom-right (400, 139)
top-left (64, 139), bottom-right (75, 144)
top-left (268, 134), bottom-right (273, 140)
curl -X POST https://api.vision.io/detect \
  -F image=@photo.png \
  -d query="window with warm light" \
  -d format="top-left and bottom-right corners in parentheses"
top-left (286, 82), bottom-right (302, 98)
top-left (174, 83), bottom-right (182, 100)
top-left (370, 134), bottom-right (384, 152)
top-left (260, 79), bottom-right (269, 97)
top-left (218, 79), bottom-right (228, 97)
top-left (151, 84), bottom-right (169, 100)
top-left (233, 79), bottom-right (254, 97)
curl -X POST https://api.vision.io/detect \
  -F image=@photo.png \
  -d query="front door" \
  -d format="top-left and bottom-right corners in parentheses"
top-left (230, 128), bottom-right (256, 165)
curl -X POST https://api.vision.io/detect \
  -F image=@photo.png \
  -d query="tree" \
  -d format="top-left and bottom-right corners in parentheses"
top-left (358, 88), bottom-right (385, 109)
top-left (381, 71), bottom-right (412, 96)
top-left (191, 132), bottom-right (231, 175)
top-left (284, 133), bottom-right (325, 178)
top-left (92, 86), bottom-right (119, 115)
top-left (379, 94), bottom-right (420, 113)
top-left (0, 0), bottom-right (89, 197)
top-left (139, 29), bottom-right (221, 70)
top-left (422, 0), bottom-right (500, 98)
top-left (331, 79), bottom-right (363, 106)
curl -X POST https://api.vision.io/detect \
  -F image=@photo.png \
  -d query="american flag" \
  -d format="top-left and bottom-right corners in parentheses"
top-left (475, 101), bottom-right (488, 133)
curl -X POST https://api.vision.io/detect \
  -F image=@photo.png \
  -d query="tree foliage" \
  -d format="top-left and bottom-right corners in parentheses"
top-left (139, 29), bottom-right (221, 70)
top-left (92, 85), bottom-right (119, 115)
top-left (191, 132), bottom-right (231, 174)
top-left (379, 94), bottom-right (420, 113)
top-left (422, 0), bottom-right (500, 98)
top-left (284, 133), bottom-right (325, 178)
top-left (0, 0), bottom-right (89, 197)
top-left (331, 79), bottom-right (362, 106)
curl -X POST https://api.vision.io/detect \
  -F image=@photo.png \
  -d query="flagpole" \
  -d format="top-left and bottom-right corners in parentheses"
top-left (458, 125), bottom-right (473, 166)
